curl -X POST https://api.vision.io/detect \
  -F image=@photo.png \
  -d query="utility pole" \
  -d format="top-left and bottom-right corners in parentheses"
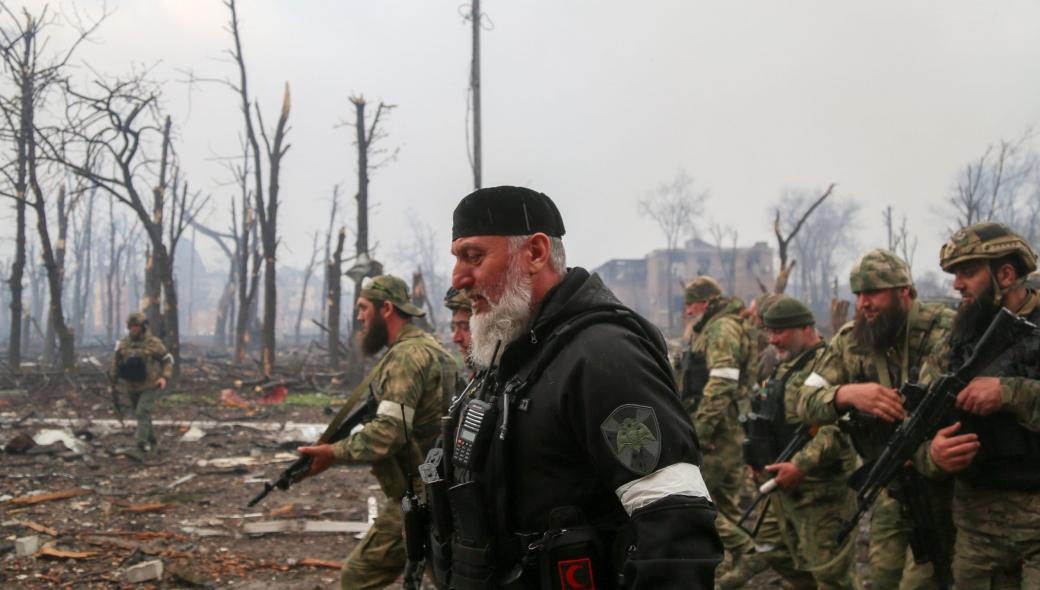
top-left (470, 0), bottom-right (482, 189)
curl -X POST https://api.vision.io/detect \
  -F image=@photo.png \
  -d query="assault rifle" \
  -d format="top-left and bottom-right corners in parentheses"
top-left (837, 307), bottom-right (1036, 545)
top-left (247, 387), bottom-right (378, 507)
top-left (736, 423), bottom-right (813, 533)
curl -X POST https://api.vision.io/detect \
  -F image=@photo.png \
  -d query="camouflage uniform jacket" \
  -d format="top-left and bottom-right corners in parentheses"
top-left (796, 300), bottom-right (953, 426)
top-left (777, 346), bottom-right (859, 497)
top-left (332, 322), bottom-right (457, 499)
top-left (916, 290), bottom-right (1040, 537)
top-left (111, 332), bottom-right (173, 394)
top-left (691, 297), bottom-right (754, 443)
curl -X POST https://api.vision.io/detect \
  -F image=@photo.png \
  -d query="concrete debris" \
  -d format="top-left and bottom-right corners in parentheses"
top-left (15, 535), bottom-right (39, 557)
top-left (196, 453), bottom-right (297, 469)
top-left (32, 429), bottom-right (90, 455)
top-left (126, 559), bottom-right (164, 583)
top-left (4, 432), bottom-right (36, 454)
top-left (167, 473), bottom-right (196, 489)
top-left (242, 519), bottom-right (370, 536)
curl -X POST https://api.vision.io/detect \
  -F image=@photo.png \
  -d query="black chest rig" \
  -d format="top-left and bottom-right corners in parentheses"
top-left (955, 307), bottom-right (1040, 490)
top-left (418, 308), bottom-right (658, 589)
top-left (741, 343), bottom-right (824, 470)
top-left (678, 350), bottom-right (709, 414)
top-left (117, 346), bottom-right (150, 382)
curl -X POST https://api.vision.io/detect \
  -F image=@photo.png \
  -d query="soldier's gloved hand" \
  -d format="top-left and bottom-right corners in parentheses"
top-left (835, 383), bottom-right (905, 422)
top-left (929, 422), bottom-right (979, 474)
top-left (955, 377), bottom-right (1004, 416)
top-left (764, 461), bottom-right (806, 492)
top-left (297, 444), bottom-right (337, 479)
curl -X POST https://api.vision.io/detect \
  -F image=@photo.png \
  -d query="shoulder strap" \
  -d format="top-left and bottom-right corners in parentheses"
top-left (318, 352), bottom-right (394, 442)
top-left (775, 341), bottom-right (826, 389)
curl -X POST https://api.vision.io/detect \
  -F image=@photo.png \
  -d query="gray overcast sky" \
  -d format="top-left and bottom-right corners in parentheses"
top-left (30, 0), bottom-right (1040, 286)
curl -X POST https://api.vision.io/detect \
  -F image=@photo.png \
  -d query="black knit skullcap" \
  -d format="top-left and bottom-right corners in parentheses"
top-left (452, 186), bottom-right (566, 240)
top-left (762, 295), bottom-right (815, 330)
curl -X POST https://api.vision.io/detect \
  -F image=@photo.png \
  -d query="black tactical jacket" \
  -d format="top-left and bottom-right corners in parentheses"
top-left (477, 268), bottom-right (722, 589)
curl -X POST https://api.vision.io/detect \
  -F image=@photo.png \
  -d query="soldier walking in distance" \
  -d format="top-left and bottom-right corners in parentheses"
top-left (797, 250), bottom-right (954, 589)
top-left (918, 223), bottom-right (1040, 588)
top-left (418, 186), bottom-right (721, 589)
top-left (297, 275), bottom-right (458, 589)
top-left (111, 311), bottom-right (173, 453)
top-left (679, 276), bottom-right (761, 581)
top-left (721, 296), bottom-right (861, 589)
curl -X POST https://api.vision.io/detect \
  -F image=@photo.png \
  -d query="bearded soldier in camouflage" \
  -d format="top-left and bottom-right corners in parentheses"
top-left (917, 223), bottom-right (1040, 588)
top-left (721, 296), bottom-right (861, 589)
top-left (444, 286), bottom-right (475, 380)
top-left (679, 276), bottom-right (760, 578)
top-left (298, 274), bottom-right (458, 590)
top-left (111, 311), bottom-right (173, 452)
top-left (797, 250), bottom-right (954, 589)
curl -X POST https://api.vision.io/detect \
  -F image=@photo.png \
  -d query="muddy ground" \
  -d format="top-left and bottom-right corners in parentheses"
top-left (1, 382), bottom-right (872, 589)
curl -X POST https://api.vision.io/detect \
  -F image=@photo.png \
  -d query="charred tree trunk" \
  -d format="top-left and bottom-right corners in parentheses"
top-left (327, 227), bottom-right (345, 368)
top-left (294, 233), bottom-right (320, 345)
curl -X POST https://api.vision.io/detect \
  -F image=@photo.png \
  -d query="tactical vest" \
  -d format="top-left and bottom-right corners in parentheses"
top-left (742, 343), bottom-right (824, 470)
top-left (678, 350), bottom-right (709, 413)
top-left (421, 307), bottom-right (665, 590)
top-left (957, 305), bottom-right (1040, 491)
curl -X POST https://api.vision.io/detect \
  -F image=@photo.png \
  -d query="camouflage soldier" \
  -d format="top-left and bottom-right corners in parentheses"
top-left (444, 286), bottom-right (474, 379)
top-left (681, 276), bottom-right (761, 578)
top-left (919, 223), bottom-right (1040, 588)
top-left (797, 249), bottom-right (954, 589)
top-left (111, 311), bottom-right (173, 452)
top-left (298, 275), bottom-right (458, 590)
top-left (721, 296), bottom-right (861, 589)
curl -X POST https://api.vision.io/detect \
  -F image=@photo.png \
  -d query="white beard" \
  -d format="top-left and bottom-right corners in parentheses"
top-left (468, 261), bottom-right (534, 369)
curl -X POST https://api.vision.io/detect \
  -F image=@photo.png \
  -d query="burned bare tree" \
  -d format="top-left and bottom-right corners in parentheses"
top-left (771, 183), bottom-right (834, 294)
top-left (53, 73), bottom-right (207, 371)
top-left (0, 5), bottom-right (103, 370)
top-left (0, 6), bottom-right (90, 369)
top-left (709, 223), bottom-right (738, 295)
top-left (223, 0), bottom-right (291, 376)
top-left (319, 185), bottom-right (340, 325)
top-left (638, 169), bottom-right (707, 330)
top-left (326, 227), bottom-right (346, 369)
top-left (294, 233), bottom-right (321, 345)
top-left (883, 205), bottom-right (918, 273)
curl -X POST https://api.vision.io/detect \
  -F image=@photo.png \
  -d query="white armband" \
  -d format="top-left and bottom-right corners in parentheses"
top-left (615, 463), bottom-right (711, 515)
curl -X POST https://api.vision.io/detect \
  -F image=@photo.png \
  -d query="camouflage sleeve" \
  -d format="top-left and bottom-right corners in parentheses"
top-left (152, 339), bottom-right (174, 380)
top-left (1000, 378), bottom-right (1040, 431)
top-left (912, 438), bottom-right (949, 480)
top-left (110, 342), bottom-right (122, 382)
top-left (796, 330), bottom-right (851, 425)
top-left (692, 317), bottom-right (745, 443)
top-left (332, 346), bottom-right (428, 463)
top-left (790, 426), bottom-right (849, 475)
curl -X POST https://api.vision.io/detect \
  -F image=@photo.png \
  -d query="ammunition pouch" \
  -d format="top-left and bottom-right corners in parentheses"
top-left (741, 377), bottom-right (798, 470)
top-left (448, 481), bottom-right (496, 589)
top-left (514, 506), bottom-right (615, 590)
top-left (963, 413), bottom-right (1040, 490)
top-left (117, 355), bottom-right (148, 383)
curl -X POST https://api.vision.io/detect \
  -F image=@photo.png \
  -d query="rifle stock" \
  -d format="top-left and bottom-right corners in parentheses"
top-left (737, 423), bottom-right (813, 532)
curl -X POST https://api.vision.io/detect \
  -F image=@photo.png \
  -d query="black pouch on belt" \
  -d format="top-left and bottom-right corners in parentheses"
top-left (448, 480), bottom-right (495, 590)
top-left (538, 506), bottom-right (608, 590)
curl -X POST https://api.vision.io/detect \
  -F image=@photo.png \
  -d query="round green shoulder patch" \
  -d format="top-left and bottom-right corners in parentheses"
top-left (600, 404), bottom-right (662, 475)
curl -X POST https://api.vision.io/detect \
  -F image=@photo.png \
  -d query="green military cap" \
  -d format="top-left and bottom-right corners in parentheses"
top-left (939, 222), bottom-right (1038, 274)
top-left (360, 275), bottom-right (426, 317)
top-left (762, 295), bottom-right (815, 329)
top-left (127, 311), bottom-right (148, 327)
top-left (849, 249), bottom-right (912, 294)
top-left (444, 287), bottom-right (472, 312)
top-left (684, 276), bottom-right (723, 303)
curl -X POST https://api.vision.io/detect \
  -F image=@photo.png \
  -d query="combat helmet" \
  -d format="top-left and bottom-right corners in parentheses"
top-left (849, 249), bottom-right (912, 294)
top-left (126, 311), bottom-right (148, 328)
top-left (939, 222), bottom-right (1037, 274)
top-left (685, 276), bottom-right (723, 303)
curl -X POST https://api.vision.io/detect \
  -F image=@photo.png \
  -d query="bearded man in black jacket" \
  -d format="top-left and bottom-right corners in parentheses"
top-left (427, 186), bottom-right (722, 590)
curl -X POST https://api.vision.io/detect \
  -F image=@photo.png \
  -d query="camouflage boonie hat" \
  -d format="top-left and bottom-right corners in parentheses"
top-left (762, 295), bottom-right (815, 330)
top-left (939, 222), bottom-right (1038, 274)
top-left (849, 249), bottom-right (912, 293)
top-left (443, 287), bottom-right (472, 313)
top-left (684, 276), bottom-right (723, 303)
top-left (360, 275), bottom-right (426, 317)
top-left (126, 311), bottom-right (147, 327)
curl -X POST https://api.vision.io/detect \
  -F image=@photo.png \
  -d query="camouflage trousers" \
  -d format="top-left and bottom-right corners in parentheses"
top-left (951, 486), bottom-right (1040, 589)
top-left (341, 496), bottom-right (406, 590)
top-left (868, 489), bottom-right (953, 590)
top-left (129, 388), bottom-right (161, 448)
top-left (753, 485), bottom-right (861, 589)
top-left (701, 428), bottom-right (753, 556)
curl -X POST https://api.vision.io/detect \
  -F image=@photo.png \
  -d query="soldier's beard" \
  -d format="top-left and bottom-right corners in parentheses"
top-left (852, 300), bottom-right (909, 354)
top-left (951, 282), bottom-right (1000, 345)
top-left (468, 259), bottom-right (534, 369)
top-left (361, 313), bottom-right (389, 356)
